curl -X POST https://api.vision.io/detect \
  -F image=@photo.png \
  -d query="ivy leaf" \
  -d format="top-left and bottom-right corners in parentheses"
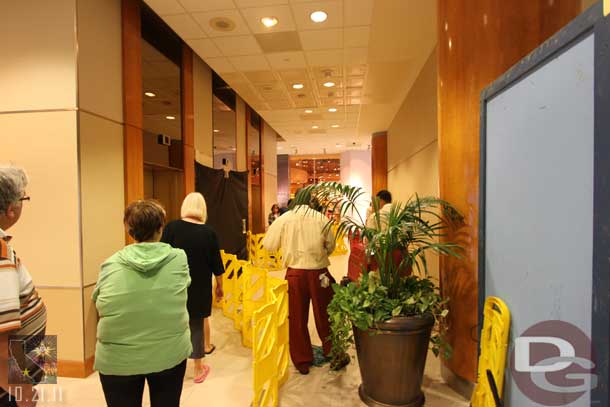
top-left (392, 306), bottom-right (402, 317)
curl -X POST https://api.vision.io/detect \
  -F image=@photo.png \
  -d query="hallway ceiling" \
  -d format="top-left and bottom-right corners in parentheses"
top-left (144, 0), bottom-right (437, 155)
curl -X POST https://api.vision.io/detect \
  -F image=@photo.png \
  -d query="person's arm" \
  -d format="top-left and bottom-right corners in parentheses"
top-left (262, 215), bottom-right (284, 252)
top-left (205, 229), bottom-right (225, 299)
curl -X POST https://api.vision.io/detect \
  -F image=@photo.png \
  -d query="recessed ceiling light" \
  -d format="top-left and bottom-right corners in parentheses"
top-left (213, 129), bottom-right (220, 133)
top-left (261, 16), bottom-right (278, 28)
top-left (304, 109), bottom-right (313, 113)
top-left (144, 92), bottom-right (156, 97)
top-left (292, 83), bottom-right (304, 89)
top-left (166, 115), bottom-right (176, 120)
top-left (331, 124), bottom-right (339, 128)
top-left (328, 108), bottom-right (337, 112)
top-left (312, 125), bottom-right (319, 129)
top-left (310, 10), bottom-right (328, 23)
top-left (323, 81), bottom-right (335, 88)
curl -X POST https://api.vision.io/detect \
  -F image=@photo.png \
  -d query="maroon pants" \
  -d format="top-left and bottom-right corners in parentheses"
top-left (285, 267), bottom-right (336, 369)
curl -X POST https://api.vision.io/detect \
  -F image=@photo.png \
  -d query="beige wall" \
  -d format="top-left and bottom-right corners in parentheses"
top-left (387, 48), bottom-right (439, 280)
top-left (193, 55), bottom-right (213, 167)
top-left (236, 96), bottom-right (247, 171)
top-left (263, 122), bottom-right (278, 221)
top-left (0, 0), bottom-right (124, 366)
top-left (0, 0), bottom-right (84, 362)
top-left (0, 0), bottom-right (77, 112)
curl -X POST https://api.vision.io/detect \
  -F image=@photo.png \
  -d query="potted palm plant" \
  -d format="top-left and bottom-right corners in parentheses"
top-left (292, 182), bottom-right (463, 407)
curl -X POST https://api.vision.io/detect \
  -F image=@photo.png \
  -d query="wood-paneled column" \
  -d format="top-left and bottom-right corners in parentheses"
top-left (437, 0), bottom-right (581, 386)
top-left (371, 131), bottom-right (388, 195)
top-left (122, 0), bottom-right (143, 206)
top-left (181, 44), bottom-right (195, 195)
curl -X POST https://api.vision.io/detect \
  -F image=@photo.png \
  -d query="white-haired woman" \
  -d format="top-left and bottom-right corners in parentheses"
top-left (161, 192), bottom-right (224, 384)
top-left (0, 165), bottom-right (46, 407)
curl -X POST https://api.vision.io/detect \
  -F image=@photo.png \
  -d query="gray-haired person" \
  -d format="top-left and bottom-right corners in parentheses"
top-left (0, 165), bottom-right (47, 407)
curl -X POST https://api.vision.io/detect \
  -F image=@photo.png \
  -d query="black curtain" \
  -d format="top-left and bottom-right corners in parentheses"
top-left (195, 163), bottom-right (249, 259)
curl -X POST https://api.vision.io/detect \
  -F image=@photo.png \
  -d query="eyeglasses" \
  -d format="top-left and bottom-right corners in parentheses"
top-left (19, 196), bottom-right (30, 202)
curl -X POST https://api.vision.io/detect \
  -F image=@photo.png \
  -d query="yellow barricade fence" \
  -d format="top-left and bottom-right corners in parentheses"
top-left (215, 247), bottom-right (289, 406)
top-left (248, 232), bottom-right (283, 270)
top-left (252, 277), bottom-right (289, 407)
top-left (471, 296), bottom-right (511, 407)
top-left (241, 264), bottom-right (268, 348)
top-left (330, 224), bottom-right (348, 256)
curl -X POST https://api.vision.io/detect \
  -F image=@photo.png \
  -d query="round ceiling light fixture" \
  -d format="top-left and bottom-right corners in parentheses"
top-left (292, 83), bottom-right (304, 89)
top-left (144, 91), bottom-right (156, 97)
top-left (310, 10), bottom-right (328, 23)
top-left (323, 81), bottom-right (335, 88)
top-left (331, 124), bottom-right (339, 128)
top-left (312, 125), bottom-right (319, 129)
top-left (209, 17), bottom-right (236, 32)
top-left (261, 16), bottom-right (278, 28)
top-left (165, 115), bottom-right (176, 120)
top-left (213, 129), bottom-right (220, 133)
top-left (328, 107), bottom-right (337, 112)
top-left (304, 109), bottom-right (313, 113)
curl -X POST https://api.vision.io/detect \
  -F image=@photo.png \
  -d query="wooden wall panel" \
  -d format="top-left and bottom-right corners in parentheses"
top-left (122, 0), bottom-right (143, 206)
top-left (371, 131), bottom-right (388, 195)
top-left (437, 0), bottom-right (581, 383)
top-left (182, 44), bottom-right (195, 195)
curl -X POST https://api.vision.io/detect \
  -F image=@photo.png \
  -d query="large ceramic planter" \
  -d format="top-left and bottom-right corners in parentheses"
top-left (354, 314), bottom-right (435, 407)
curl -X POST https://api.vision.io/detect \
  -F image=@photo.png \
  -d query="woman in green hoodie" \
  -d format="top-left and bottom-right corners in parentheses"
top-left (93, 200), bottom-right (192, 407)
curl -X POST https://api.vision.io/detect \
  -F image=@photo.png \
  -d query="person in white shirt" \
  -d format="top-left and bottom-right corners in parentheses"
top-left (365, 189), bottom-right (392, 231)
top-left (263, 193), bottom-right (337, 375)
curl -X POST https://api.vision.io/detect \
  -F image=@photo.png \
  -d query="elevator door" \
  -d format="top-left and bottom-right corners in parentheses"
top-left (195, 162), bottom-right (248, 259)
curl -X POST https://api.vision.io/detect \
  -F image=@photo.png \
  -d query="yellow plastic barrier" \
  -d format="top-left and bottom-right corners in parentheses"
top-left (268, 279), bottom-right (290, 386)
top-left (241, 264), bottom-right (268, 348)
top-left (248, 232), bottom-right (283, 270)
top-left (214, 248), bottom-right (290, 406)
top-left (330, 224), bottom-right (348, 256)
top-left (471, 297), bottom-right (511, 407)
top-left (252, 277), bottom-right (290, 407)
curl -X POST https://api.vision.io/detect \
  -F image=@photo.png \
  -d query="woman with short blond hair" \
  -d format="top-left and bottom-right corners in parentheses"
top-left (161, 192), bottom-right (224, 383)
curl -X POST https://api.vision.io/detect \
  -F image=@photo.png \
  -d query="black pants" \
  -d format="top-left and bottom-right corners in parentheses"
top-left (99, 360), bottom-right (187, 407)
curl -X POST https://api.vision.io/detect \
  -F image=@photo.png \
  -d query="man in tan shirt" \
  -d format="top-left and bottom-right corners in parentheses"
top-left (263, 197), bottom-right (336, 375)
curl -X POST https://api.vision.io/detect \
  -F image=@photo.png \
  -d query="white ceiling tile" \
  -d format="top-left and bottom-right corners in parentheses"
top-left (235, 0), bottom-right (288, 6)
top-left (299, 29), bottom-right (342, 50)
top-left (266, 51), bottom-right (308, 70)
top-left (291, 1), bottom-right (343, 31)
top-left (344, 26), bottom-right (369, 48)
top-left (162, 14), bottom-right (207, 39)
top-left (192, 9), bottom-right (251, 37)
top-left (144, 0), bottom-right (184, 15)
top-left (186, 38), bottom-right (222, 58)
top-left (204, 57), bottom-right (236, 72)
top-left (179, 0), bottom-right (235, 12)
top-left (344, 47), bottom-right (368, 65)
top-left (214, 35), bottom-right (263, 56)
top-left (229, 55), bottom-right (271, 71)
top-left (240, 5), bottom-right (296, 34)
top-left (305, 49), bottom-right (344, 66)
top-left (344, 0), bottom-right (374, 26)
top-left (187, 38), bottom-right (223, 58)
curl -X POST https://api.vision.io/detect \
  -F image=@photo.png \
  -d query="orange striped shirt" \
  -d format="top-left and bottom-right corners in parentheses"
top-left (0, 229), bottom-right (46, 337)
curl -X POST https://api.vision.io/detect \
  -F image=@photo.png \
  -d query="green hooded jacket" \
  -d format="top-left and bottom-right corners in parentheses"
top-left (93, 242), bottom-right (193, 375)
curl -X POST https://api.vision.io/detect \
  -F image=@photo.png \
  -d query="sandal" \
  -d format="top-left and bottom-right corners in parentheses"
top-left (205, 344), bottom-right (216, 355)
top-left (194, 365), bottom-right (211, 384)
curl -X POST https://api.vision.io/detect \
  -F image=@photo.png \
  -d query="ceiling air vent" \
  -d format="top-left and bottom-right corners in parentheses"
top-left (209, 17), bottom-right (236, 32)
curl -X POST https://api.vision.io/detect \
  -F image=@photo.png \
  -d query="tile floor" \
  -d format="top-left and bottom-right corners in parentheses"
top-left (37, 255), bottom-right (469, 407)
